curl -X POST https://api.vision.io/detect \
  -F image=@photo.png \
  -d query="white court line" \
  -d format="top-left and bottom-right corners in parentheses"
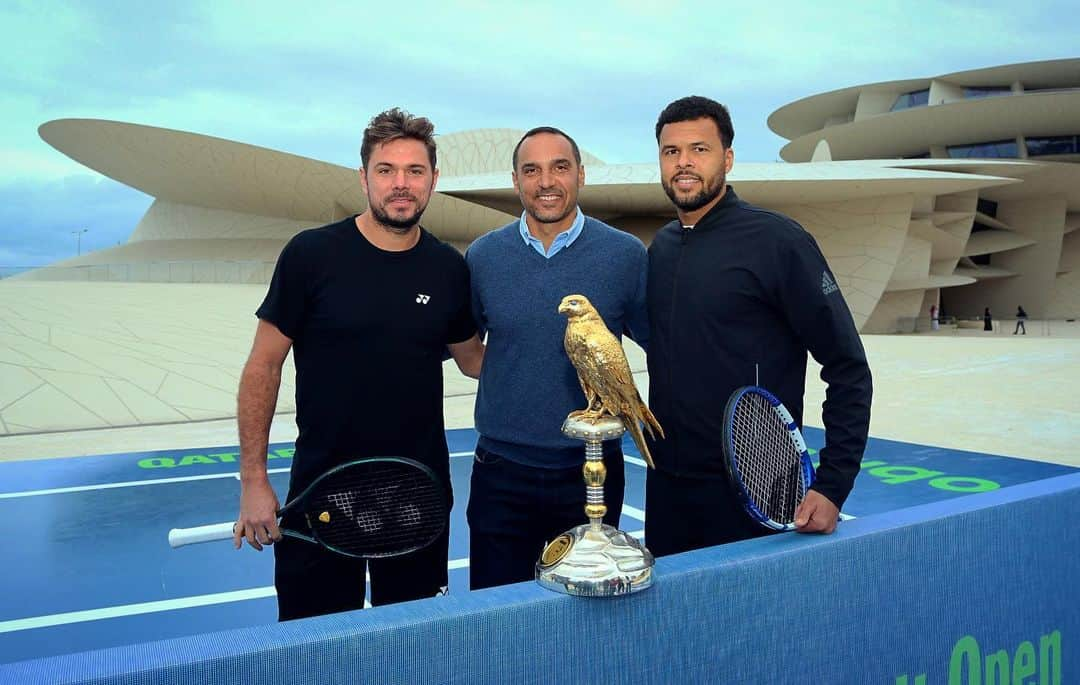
top-left (0, 472), bottom-right (249, 500)
top-left (0, 524), bottom-right (650, 634)
top-left (622, 504), bottom-right (645, 521)
top-left (0, 445), bottom-right (839, 633)
top-left (0, 451), bottom-right (478, 500)
top-left (0, 587), bottom-right (278, 634)
top-left (0, 449), bottom-right (646, 499)
top-left (0, 558), bottom-right (474, 634)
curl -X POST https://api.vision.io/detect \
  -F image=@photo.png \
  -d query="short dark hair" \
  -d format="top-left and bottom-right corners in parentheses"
top-left (654, 96), bottom-right (734, 149)
top-left (360, 107), bottom-right (437, 170)
top-left (512, 126), bottom-right (582, 171)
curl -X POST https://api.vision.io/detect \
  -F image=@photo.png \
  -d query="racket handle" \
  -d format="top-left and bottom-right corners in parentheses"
top-left (168, 521), bottom-right (236, 548)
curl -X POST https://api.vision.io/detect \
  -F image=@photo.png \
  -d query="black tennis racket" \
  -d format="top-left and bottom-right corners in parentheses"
top-left (168, 457), bottom-right (448, 558)
top-left (722, 386), bottom-right (815, 531)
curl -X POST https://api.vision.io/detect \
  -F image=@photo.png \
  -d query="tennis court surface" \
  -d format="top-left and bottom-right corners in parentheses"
top-left (1, 426), bottom-right (1075, 664)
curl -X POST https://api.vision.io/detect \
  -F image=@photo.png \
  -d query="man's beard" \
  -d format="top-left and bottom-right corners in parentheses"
top-left (370, 195), bottom-right (426, 234)
top-left (662, 171), bottom-right (725, 212)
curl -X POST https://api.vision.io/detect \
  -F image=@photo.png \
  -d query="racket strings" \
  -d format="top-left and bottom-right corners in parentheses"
top-left (730, 394), bottom-right (806, 524)
top-left (307, 462), bottom-right (446, 558)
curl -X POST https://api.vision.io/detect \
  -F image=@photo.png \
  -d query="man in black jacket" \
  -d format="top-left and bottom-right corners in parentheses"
top-left (644, 96), bottom-right (872, 555)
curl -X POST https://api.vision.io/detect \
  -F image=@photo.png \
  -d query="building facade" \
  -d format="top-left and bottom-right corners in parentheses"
top-left (769, 58), bottom-right (1080, 324)
top-left (24, 59), bottom-right (1080, 333)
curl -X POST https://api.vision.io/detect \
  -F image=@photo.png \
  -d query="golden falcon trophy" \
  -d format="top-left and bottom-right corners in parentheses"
top-left (536, 295), bottom-right (663, 597)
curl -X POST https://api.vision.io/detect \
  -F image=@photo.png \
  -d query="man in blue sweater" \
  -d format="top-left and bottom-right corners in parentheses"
top-left (465, 127), bottom-right (650, 589)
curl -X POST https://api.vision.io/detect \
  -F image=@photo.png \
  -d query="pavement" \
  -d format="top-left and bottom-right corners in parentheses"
top-left (1, 280), bottom-right (1078, 468)
top-left (1, 279), bottom-right (1077, 665)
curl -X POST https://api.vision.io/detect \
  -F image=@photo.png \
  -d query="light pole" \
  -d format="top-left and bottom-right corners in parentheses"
top-left (71, 228), bottom-right (88, 256)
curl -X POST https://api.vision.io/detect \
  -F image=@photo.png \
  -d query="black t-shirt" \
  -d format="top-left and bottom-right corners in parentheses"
top-left (257, 217), bottom-right (476, 497)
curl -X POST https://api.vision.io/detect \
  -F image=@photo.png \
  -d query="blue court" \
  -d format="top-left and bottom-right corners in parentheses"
top-left (0, 428), bottom-right (1074, 665)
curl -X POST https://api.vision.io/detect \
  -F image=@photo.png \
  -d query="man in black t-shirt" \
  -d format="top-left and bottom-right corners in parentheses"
top-left (233, 108), bottom-right (484, 621)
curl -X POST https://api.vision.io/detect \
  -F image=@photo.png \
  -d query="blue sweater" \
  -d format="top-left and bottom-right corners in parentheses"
top-left (466, 217), bottom-right (649, 468)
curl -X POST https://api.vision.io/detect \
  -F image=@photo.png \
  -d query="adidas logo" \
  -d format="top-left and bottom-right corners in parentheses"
top-left (821, 271), bottom-right (839, 296)
top-left (415, 293), bottom-right (431, 304)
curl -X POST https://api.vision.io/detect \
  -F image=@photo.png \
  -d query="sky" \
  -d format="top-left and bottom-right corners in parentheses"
top-left (1, 0), bottom-right (1075, 267)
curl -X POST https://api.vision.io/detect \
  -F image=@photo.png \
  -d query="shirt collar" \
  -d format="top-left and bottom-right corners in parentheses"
top-left (518, 207), bottom-right (585, 258)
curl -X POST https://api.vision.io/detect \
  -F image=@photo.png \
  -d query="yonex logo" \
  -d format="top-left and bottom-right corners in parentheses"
top-left (416, 293), bottom-right (431, 304)
top-left (821, 271), bottom-right (839, 296)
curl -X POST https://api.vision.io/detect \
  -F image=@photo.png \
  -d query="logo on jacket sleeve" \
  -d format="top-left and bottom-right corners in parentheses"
top-left (821, 271), bottom-right (839, 296)
top-left (416, 293), bottom-right (431, 304)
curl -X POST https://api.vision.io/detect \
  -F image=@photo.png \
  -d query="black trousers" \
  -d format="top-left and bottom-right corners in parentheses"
top-left (644, 468), bottom-right (775, 557)
top-left (466, 444), bottom-right (625, 590)
top-left (273, 515), bottom-right (450, 622)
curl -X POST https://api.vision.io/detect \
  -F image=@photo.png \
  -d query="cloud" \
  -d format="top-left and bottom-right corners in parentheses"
top-left (0, 177), bottom-right (151, 266)
top-left (3, 0), bottom-right (1077, 261)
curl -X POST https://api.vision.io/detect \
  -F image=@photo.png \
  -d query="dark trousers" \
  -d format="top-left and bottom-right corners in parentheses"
top-left (644, 468), bottom-right (775, 557)
top-left (467, 444), bottom-right (625, 590)
top-left (1014, 320), bottom-right (1026, 334)
top-left (274, 517), bottom-right (450, 621)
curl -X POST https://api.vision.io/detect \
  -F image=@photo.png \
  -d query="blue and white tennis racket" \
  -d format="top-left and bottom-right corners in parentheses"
top-left (721, 386), bottom-right (815, 531)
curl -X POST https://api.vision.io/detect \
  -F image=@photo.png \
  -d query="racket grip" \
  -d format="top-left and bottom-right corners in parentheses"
top-left (168, 521), bottom-right (236, 548)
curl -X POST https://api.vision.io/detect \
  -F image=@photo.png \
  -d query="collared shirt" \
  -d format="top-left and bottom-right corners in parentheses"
top-left (518, 207), bottom-right (585, 258)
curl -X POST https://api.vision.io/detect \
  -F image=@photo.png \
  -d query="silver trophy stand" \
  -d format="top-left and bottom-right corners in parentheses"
top-left (535, 415), bottom-right (654, 597)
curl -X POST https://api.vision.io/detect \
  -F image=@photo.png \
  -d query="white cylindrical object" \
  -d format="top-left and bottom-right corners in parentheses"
top-left (168, 521), bottom-right (235, 548)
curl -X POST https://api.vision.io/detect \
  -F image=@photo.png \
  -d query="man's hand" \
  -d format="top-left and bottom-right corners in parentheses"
top-left (793, 489), bottom-right (840, 534)
top-left (233, 478), bottom-right (281, 551)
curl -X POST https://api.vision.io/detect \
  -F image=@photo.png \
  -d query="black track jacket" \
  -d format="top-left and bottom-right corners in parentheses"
top-left (646, 187), bottom-right (872, 509)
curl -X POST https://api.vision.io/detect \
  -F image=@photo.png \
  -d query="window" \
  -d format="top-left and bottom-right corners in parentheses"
top-left (963, 86), bottom-right (1012, 100)
top-left (1023, 86), bottom-right (1080, 94)
top-left (1026, 135), bottom-right (1080, 157)
top-left (890, 89), bottom-right (930, 111)
top-left (976, 198), bottom-right (998, 218)
top-left (947, 140), bottom-right (1018, 159)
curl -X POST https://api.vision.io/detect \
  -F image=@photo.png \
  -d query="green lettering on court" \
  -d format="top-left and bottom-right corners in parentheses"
top-left (949, 634), bottom-right (981, 684)
top-left (984, 647), bottom-right (1009, 684)
top-left (851, 458), bottom-right (1001, 492)
top-left (137, 449), bottom-right (294, 469)
top-left (928, 477), bottom-right (999, 493)
top-left (178, 455), bottom-right (216, 467)
top-left (1042, 631), bottom-right (1062, 683)
top-left (137, 457), bottom-right (176, 469)
top-left (1013, 641), bottom-right (1037, 684)
top-left (867, 465), bottom-right (945, 485)
top-left (939, 631), bottom-right (1061, 685)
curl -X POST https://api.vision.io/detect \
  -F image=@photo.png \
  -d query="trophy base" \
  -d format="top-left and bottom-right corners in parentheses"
top-left (535, 523), bottom-right (654, 597)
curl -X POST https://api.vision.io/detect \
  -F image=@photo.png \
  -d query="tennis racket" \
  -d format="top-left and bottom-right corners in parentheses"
top-left (168, 457), bottom-right (448, 559)
top-left (721, 386), bottom-right (815, 531)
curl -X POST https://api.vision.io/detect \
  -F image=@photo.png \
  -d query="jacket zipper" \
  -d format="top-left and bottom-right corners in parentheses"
top-left (666, 226), bottom-right (691, 473)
